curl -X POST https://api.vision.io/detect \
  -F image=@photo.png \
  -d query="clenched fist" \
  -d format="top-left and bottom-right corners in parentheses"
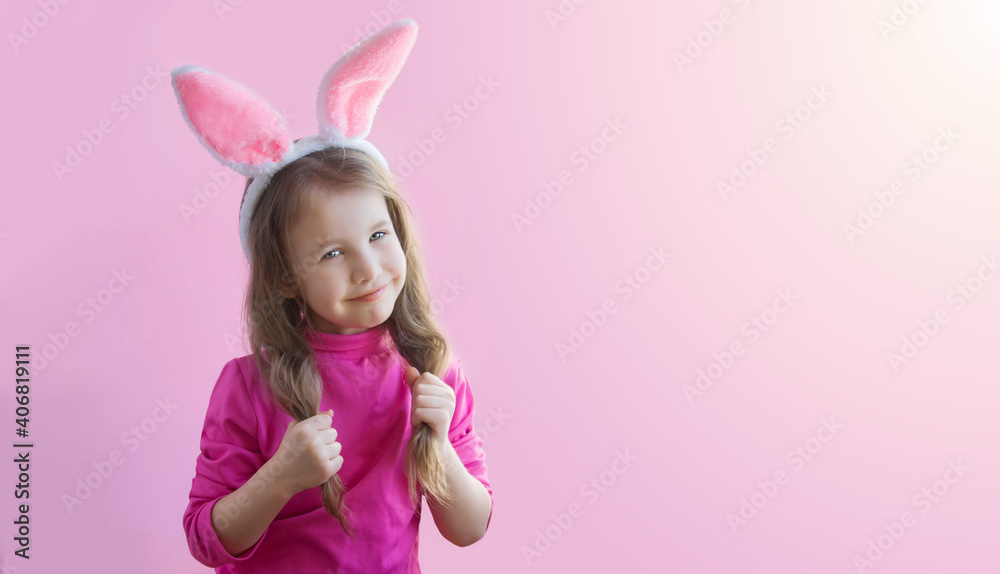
top-left (270, 409), bottom-right (343, 497)
top-left (404, 366), bottom-right (456, 444)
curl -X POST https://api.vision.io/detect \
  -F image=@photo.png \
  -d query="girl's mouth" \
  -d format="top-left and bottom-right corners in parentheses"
top-left (350, 284), bottom-right (386, 302)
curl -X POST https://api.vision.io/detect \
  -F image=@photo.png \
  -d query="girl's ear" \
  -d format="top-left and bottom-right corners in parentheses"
top-left (278, 271), bottom-right (297, 299)
top-left (171, 65), bottom-right (292, 177)
top-left (316, 18), bottom-right (418, 141)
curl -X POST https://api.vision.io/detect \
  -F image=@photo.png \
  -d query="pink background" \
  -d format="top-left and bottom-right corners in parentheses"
top-left (3, 0), bottom-right (999, 572)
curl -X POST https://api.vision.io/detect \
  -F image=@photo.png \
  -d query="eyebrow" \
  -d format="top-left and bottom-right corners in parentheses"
top-left (310, 219), bottom-right (392, 255)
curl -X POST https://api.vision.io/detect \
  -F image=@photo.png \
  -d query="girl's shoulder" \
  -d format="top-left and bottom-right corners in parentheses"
top-left (438, 349), bottom-right (468, 388)
top-left (208, 354), bottom-right (268, 403)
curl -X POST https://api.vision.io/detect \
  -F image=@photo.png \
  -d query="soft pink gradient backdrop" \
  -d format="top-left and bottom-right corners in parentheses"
top-left (3, 0), bottom-right (998, 572)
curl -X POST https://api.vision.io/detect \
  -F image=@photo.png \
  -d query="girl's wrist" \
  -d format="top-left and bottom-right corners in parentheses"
top-left (260, 458), bottom-right (299, 501)
top-left (435, 436), bottom-right (462, 472)
top-left (432, 431), bottom-right (451, 450)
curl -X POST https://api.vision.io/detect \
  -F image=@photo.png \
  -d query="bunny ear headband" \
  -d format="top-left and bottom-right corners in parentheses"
top-left (170, 18), bottom-right (418, 261)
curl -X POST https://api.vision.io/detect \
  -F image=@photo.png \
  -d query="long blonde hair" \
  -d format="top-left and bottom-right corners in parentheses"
top-left (240, 145), bottom-right (454, 540)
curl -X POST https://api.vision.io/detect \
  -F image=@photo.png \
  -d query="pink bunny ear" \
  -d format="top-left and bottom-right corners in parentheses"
top-left (317, 18), bottom-right (418, 140)
top-left (171, 65), bottom-right (291, 175)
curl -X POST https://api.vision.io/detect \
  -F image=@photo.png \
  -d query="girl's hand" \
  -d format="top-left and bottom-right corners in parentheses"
top-left (404, 366), bottom-right (456, 444)
top-left (271, 409), bottom-right (343, 497)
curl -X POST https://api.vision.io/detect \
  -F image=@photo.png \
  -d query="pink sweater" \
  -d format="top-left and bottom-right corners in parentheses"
top-left (182, 324), bottom-right (493, 572)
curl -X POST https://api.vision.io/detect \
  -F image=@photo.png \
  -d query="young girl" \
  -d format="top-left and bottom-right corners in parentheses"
top-left (173, 19), bottom-right (493, 573)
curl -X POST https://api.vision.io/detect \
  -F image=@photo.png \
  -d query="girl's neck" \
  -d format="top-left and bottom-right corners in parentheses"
top-left (304, 323), bottom-right (390, 359)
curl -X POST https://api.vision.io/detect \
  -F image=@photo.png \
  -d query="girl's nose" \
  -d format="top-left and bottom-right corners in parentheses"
top-left (352, 249), bottom-right (382, 283)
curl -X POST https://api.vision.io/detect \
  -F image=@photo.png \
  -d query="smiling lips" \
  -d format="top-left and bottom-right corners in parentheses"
top-left (350, 283), bottom-right (387, 302)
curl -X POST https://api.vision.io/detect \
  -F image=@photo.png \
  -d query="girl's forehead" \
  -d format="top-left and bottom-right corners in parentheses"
top-left (290, 187), bottom-right (391, 247)
top-left (303, 184), bottom-right (385, 208)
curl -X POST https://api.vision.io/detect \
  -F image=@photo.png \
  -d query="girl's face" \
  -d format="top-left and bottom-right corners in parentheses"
top-left (281, 186), bottom-right (406, 335)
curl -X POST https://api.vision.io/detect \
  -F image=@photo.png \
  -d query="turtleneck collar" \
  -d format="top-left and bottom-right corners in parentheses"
top-left (303, 323), bottom-right (392, 359)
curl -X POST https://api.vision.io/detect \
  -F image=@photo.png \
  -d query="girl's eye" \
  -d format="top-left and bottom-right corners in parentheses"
top-left (320, 232), bottom-right (387, 260)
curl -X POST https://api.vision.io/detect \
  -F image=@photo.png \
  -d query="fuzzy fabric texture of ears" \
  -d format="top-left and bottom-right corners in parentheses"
top-left (171, 65), bottom-right (291, 174)
top-left (317, 17), bottom-right (418, 140)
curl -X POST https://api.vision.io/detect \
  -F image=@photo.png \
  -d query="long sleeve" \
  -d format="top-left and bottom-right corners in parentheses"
top-left (444, 358), bottom-right (494, 532)
top-left (182, 358), bottom-right (271, 568)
